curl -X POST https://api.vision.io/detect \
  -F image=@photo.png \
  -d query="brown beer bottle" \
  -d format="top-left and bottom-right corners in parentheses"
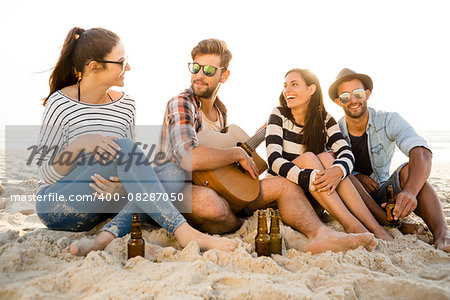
top-left (269, 209), bottom-right (282, 255)
top-left (255, 210), bottom-right (271, 256)
top-left (127, 213), bottom-right (145, 259)
top-left (385, 185), bottom-right (400, 227)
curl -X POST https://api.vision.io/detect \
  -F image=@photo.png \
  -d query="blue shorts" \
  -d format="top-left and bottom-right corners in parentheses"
top-left (371, 163), bottom-right (406, 206)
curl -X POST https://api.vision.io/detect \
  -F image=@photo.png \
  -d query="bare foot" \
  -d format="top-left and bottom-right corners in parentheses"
top-left (399, 222), bottom-right (426, 235)
top-left (65, 238), bottom-right (96, 256)
top-left (434, 231), bottom-right (450, 253)
top-left (174, 222), bottom-right (238, 252)
top-left (306, 227), bottom-right (377, 254)
top-left (65, 231), bottom-right (115, 256)
top-left (373, 227), bottom-right (394, 241)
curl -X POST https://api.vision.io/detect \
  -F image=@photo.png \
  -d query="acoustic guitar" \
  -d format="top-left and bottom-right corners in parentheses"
top-left (192, 124), bottom-right (267, 212)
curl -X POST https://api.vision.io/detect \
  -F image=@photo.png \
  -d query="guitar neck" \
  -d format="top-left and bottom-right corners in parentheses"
top-left (243, 127), bottom-right (266, 151)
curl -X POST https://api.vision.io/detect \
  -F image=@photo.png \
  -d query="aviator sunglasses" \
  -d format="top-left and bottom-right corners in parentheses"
top-left (188, 62), bottom-right (225, 77)
top-left (338, 88), bottom-right (366, 104)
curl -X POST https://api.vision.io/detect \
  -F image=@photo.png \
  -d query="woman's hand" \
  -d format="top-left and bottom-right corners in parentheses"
top-left (90, 174), bottom-right (126, 198)
top-left (74, 135), bottom-right (121, 164)
top-left (312, 166), bottom-right (343, 195)
top-left (51, 135), bottom-right (121, 177)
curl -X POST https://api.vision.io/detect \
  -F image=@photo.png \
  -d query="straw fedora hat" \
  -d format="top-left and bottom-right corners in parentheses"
top-left (328, 68), bottom-right (373, 101)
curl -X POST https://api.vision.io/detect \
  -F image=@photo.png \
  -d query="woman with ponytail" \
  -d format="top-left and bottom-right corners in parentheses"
top-left (37, 27), bottom-right (237, 255)
top-left (265, 68), bottom-right (393, 241)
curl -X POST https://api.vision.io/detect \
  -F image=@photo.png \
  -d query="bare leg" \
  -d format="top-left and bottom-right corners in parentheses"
top-left (399, 164), bottom-right (450, 252)
top-left (248, 177), bottom-right (377, 253)
top-left (316, 153), bottom-right (392, 241)
top-left (173, 222), bottom-right (238, 252)
top-left (180, 185), bottom-right (243, 234)
top-left (333, 180), bottom-right (392, 239)
top-left (348, 174), bottom-right (425, 235)
top-left (291, 153), bottom-right (374, 235)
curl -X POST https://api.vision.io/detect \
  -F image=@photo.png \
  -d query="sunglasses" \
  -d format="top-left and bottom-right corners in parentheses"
top-left (95, 57), bottom-right (129, 76)
top-left (338, 88), bottom-right (366, 104)
top-left (97, 56), bottom-right (128, 66)
top-left (188, 62), bottom-right (225, 77)
top-left (97, 57), bottom-right (128, 70)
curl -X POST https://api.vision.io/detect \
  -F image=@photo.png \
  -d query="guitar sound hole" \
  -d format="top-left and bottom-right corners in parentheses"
top-left (234, 162), bottom-right (246, 174)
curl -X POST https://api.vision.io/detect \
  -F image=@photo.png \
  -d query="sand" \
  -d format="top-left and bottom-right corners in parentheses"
top-left (1, 150), bottom-right (449, 299)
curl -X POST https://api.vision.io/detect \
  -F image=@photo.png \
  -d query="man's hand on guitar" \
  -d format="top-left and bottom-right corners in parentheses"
top-left (235, 147), bottom-right (259, 179)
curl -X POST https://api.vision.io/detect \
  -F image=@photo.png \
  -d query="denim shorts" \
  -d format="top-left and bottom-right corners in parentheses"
top-left (371, 163), bottom-right (406, 206)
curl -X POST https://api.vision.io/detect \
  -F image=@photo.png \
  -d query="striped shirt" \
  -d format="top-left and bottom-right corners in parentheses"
top-left (36, 91), bottom-right (136, 193)
top-left (154, 88), bottom-right (227, 165)
top-left (266, 106), bottom-right (354, 189)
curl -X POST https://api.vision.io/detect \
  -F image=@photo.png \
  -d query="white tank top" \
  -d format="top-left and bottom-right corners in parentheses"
top-left (200, 107), bottom-right (222, 132)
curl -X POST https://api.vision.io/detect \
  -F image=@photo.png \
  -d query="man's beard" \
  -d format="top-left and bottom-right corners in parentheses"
top-left (344, 101), bottom-right (368, 119)
top-left (191, 80), bottom-right (218, 99)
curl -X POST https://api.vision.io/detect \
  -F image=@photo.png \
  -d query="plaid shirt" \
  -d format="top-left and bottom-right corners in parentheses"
top-left (155, 88), bottom-right (227, 165)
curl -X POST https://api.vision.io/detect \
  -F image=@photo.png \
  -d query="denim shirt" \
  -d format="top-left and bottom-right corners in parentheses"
top-left (338, 107), bottom-right (430, 184)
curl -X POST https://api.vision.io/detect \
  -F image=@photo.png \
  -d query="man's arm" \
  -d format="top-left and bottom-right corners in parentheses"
top-left (180, 145), bottom-right (259, 179)
top-left (393, 146), bottom-right (432, 219)
top-left (384, 112), bottom-right (432, 219)
top-left (354, 173), bottom-right (380, 194)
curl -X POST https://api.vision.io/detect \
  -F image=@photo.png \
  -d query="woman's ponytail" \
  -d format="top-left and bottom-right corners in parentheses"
top-left (43, 27), bottom-right (85, 105)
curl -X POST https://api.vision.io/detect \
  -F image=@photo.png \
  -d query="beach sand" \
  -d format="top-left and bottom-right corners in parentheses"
top-left (1, 150), bottom-right (449, 299)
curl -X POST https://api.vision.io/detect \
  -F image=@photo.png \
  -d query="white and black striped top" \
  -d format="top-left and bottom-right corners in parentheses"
top-left (266, 106), bottom-right (354, 189)
top-left (36, 91), bottom-right (136, 193)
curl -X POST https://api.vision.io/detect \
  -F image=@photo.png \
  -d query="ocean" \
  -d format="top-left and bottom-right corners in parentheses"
top-left (391, 131), bottom-right (450, 165)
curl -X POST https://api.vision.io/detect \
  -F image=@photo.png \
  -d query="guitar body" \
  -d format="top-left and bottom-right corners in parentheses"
top-left (193, 124), bottom-right (267, 212)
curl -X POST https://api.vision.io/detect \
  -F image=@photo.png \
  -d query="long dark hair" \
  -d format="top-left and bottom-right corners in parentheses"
top-left (279, 68), bottom-right (327, 154)
top-left (44, 27), bottom-right (120, 105)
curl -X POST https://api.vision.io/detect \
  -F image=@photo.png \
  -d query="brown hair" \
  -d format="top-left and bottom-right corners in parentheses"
top-left (279, 68), bottom-right (327, 154)
top-left (43, 27), bottom-right (120, 105)
top-left (191, 39), bottom-right (232, 69)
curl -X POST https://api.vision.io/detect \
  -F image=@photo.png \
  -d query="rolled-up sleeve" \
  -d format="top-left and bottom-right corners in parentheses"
top-left (385, 112), bottom-right (431, 156)
top-left (166, 97), bottom-right (199, 164)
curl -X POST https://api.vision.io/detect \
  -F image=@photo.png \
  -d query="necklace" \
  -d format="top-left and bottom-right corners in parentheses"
top-left (77, 82), bottom-right (113, 103)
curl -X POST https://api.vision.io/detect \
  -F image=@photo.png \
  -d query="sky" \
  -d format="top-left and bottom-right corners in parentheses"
top-left (1, 0), bottom-right (450, 137)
